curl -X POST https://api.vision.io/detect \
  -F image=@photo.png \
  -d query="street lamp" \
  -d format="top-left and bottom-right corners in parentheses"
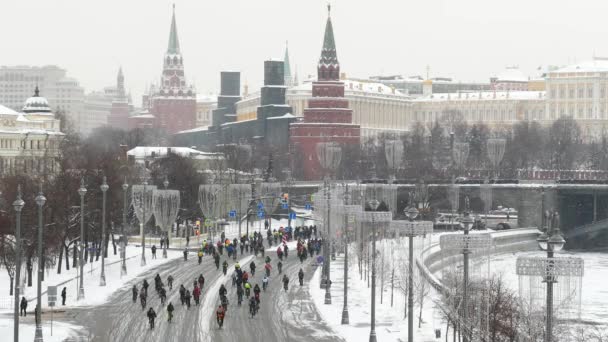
top-left (355, 198), bottom-right (392, 342)
top-left (121, 178), bottom-right (128, 276)
top-left (516, 211), bottom-right (583, 342)
top-left (391, 206), bottom-right (433, 342)
top-left (13, 185), bottom-right (24, 342)
top-left (439, 211), bottom-right (492, 342)
top-left (34, 185), bottom-right (46, 342)
top-left (141, 179), bottom-right (148, 266)
top-left (338, 193), bottom-right (361, 325)
top-left (77, 178), bottom-right (87, 300)
top-left (100, 176), bottom-right (109, 286)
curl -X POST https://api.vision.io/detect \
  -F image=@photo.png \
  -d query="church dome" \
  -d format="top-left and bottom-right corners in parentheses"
top-left (22, 86), bottom-right (52, 114)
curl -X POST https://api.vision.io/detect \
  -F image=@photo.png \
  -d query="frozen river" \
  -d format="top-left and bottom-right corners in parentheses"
top-left (489, 250), bottom-right (608, 327)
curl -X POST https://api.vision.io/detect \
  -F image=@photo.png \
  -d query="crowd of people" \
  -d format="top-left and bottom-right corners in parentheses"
top-left (133, 223), bottom-right (323, 331)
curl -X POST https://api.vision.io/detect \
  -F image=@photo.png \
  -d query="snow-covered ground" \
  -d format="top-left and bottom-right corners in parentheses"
top-left (310, 238), bottom-right (445, 342)
top-left (489, 250), bottom-right (608, 327)
top-left (0, 245), bottom-right (181, 341)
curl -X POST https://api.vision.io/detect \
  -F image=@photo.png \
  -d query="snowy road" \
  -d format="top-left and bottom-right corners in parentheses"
top-left (65, 253), bottom-right (225, 341)
top-left (63, 246), bottom-right (342, 341)
top-left (208, 253), bottom-right (343, 342)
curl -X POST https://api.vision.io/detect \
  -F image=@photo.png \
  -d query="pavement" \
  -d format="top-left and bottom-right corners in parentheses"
top-left (60, 243), bottom-right (342, 342)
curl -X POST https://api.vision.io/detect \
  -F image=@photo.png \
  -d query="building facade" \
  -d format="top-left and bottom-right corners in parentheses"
top-left (196, 94), bottom-right (217, 128)
top-left (108, 67), bottom-right (132, 129)
top-left (0, 88), bottom-right (63, 175)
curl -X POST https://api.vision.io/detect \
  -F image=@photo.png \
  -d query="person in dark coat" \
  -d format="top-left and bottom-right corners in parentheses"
top-left (61, 287), bottom-right (67, 305)
top-left (20, 296), bottom-right (27, 316)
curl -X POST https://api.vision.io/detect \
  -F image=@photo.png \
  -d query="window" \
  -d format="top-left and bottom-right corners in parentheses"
top-left (588, 87), bottom-right (594, 98)
top-left (578, 88), bottom-right (584, 98)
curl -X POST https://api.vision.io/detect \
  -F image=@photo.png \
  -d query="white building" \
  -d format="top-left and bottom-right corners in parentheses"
top-left (0, 65), bottom-right (89, 134)
top-left (0, 88), bottom-right (63, 175)
top-left (127, 146), bottom-right (224, 170)
top-left (546, 57), bottom-right (608, 139)
top-left (196, 94), bottom-right (217, 128)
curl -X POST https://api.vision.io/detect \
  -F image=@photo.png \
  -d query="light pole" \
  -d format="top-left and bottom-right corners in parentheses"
top-left (77, 178), bottom-right (87, 300)
top-left (13, 185), bottom-right (24, 342)
top-left (121, 177), bottom-right (128, 276)
top-left (324, 180), bottom-right (332, 305)
top-left (99, 176), bottom-right (109, 286)
top-left (163, 176), bottom-right (169, 259)
top-left (461, 211), bottom-right (474, 342)
top-left (339, 187), bottom-right (361, 325)
top-left (141, 179), bottom-right (147, 267)
top-left (34, 185), bottom-right (46, 342)
top-left (397, 206), bottom-right (433, 342)
top-left (368, 198), bottom-right (380, 342)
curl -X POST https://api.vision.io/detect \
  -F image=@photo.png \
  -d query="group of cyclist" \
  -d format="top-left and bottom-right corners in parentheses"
top-left (134, 226), bottom-right (317, 330)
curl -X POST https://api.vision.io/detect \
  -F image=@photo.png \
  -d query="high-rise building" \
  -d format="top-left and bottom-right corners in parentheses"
top-left (289, 5), bottom-right (361, 180)
top-left (143, 5), bottom-right (196, 134)
top-left (0, 65), bottom-right (86, 133)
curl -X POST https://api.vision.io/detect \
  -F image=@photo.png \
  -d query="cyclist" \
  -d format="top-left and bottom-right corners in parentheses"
top-left (216, 305), bottom-right (226, 328)
top-left (159, 287), bottom-right (167, 305)
top-left (147, 307), bottom-right (157, 329)
top-left (167, 302), bottom-right (174, 323)
top-left (253, 284), bottom-right (261, 303)
top-left (277, 260), bottom-right (283, 274)
top-left (236, 285), bottom-right (244, 306)
top-left (167, 275), bottom-right (174, 290)
top-left (219, 284), bottom-right (227, 299)
top-left (222, 260), bottom-right (229, 275)
top-left (198, 249), bottom-right (204, 264)
top-left (264, 262), bottom-right (272, 277)
top-left (249, 296), bottom-right (258, 318)
top-left (298, 268), bottom-right (305, 286)
top-left (214, 253), bottom-right (220, 270)
top-left (139, 288), bottom-right (147, 309)
top-left (282, 274), bottom-right (289, 291)
top-left (221, 294), bottom-right (229, 312)
top-left (262, 276), bottom-right (269, 291)
top-left (244, 281), bottom-right (251, 298)
top-left (132, 285), bottom-right (138, 303)
top-left (250, 261), bottom-right (256, 276)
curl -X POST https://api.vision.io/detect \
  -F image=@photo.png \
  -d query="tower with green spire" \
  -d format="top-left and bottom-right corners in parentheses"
top-left (289, 4), bottom-right (360, 180)
top-left (147, 4), bottom-right (197, 135)
top-left (283, 41), bottom-right (293, 86)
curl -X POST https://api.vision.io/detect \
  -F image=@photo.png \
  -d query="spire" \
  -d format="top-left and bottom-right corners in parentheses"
top-left (317, 4), bottom-right (339, 81)
top-left (117, 67), bottom-right (126, 101)
top-left (167, 4), bottom-right (180, 54)
top-left (283, 41), bottom-right (293, 86)
top-left (34, 85), bottom-right (40, 97)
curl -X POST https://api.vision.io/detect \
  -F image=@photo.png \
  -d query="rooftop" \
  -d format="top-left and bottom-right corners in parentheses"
top-left (553, 57), bottom-right (608, 74)
top-left (412, 90), bottom-right (545, 102)
top-left (127, 146), bottom-right (222, 159)
top-left (495, 66), bottom-right (528, 83)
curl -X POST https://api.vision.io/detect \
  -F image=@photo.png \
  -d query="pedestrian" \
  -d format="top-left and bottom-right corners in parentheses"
top-left (183, 248), bottom-right (188, 261)
top-left (20, 296), bottom-right (27, 316)
top-left (167, 302), bottom-right (175, 322)
top-left (61, 287), bottom-right (67, 305)
top-left (186, 234), bottom-right (190, 246)
top-left (151, 245), bottom-right (157, 259)
top-left (147, 307), bottom-right (157, 329)
top-left (185, 290), bottom-right (192, 309)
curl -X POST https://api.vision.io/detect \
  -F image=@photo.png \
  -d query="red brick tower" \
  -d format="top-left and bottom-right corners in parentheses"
top-left (108, 67), bottom-right (130, 129)
top-left (289, 5), bottom-right (360, 180)
top-left (150, 5), bottom-right (196, 134)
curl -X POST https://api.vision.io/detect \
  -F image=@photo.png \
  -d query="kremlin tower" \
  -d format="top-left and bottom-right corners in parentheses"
top-left (289, 5), bottom-right (360, 180)
top-left (144, 5), bottom-right (196, 134)
top-left (108, 67), bottom-right (130, 129)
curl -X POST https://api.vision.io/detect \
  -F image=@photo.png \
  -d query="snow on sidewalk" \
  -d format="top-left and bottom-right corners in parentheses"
top-left (310, 251), bottom-right (443, 342)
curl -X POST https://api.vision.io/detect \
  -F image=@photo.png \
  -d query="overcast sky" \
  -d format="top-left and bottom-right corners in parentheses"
top-left (2, 0), bottom-right (607, 104)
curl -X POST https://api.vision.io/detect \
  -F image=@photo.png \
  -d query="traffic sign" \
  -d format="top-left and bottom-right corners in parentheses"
top-left (229, 210), bottom-right (237, 218)
top-left (257, 210), bottom-right (265, 218)
top-left (289, 212), bottom-right (297, 220)
top-left (305, 203), bottom-right (312, 210)
top-left (257, 202), bottom-right (264, 210)
top-left (282, 203), bottom-right (288, 209)
top-left (47, 286), bottom-right (57, 307)
top-left (204, 219), bottom-right (212, 227)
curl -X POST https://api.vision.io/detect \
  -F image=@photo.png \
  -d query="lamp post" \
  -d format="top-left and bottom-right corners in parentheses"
top-left (534, 211), bottom-right (566, 342)
top-left (100, 176), bottom-right (109, 286)
top-left (141, 179), bottom-right (148, 267)
top-left (121, 178), bottom-right (128, 276)
top-left (395, 206), bottom-right (434, 342)
top-left (34, 185), bottom-right (46, 342)
top-left (13, 185), bottom-right (24, 342)
top-left (324, 180), bottom-right (332, 305)
top-left (339, 192), bottom-right (360, 325)
top-left (368, 198), bottom-right (380, 342)
top-left (461, 211), bottom-right (474, 342)
top-left (77, 178), bottom-right (87, 300)
top-left (162, 176), bottom-right (169, 259)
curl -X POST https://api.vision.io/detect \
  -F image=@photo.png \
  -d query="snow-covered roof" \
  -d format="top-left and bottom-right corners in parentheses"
top-left (130, 114), bottom-right (155, 119)
top-left (290, 79), bottom-right (404, 96)
top-left (175, 126), bottom-right (210, 134)
top-left (495, 66), bottom-right (528, 83)
top-left (127, 146), bottom-right (222, 159)
top-left (267, 113), bottom-right (296, 120)
top-left (0, 104), bottom-right (18, 115)
top-left (412, 90), bottom-right (545, 102)
top-left (553, 57), bottom-right (608, 74)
